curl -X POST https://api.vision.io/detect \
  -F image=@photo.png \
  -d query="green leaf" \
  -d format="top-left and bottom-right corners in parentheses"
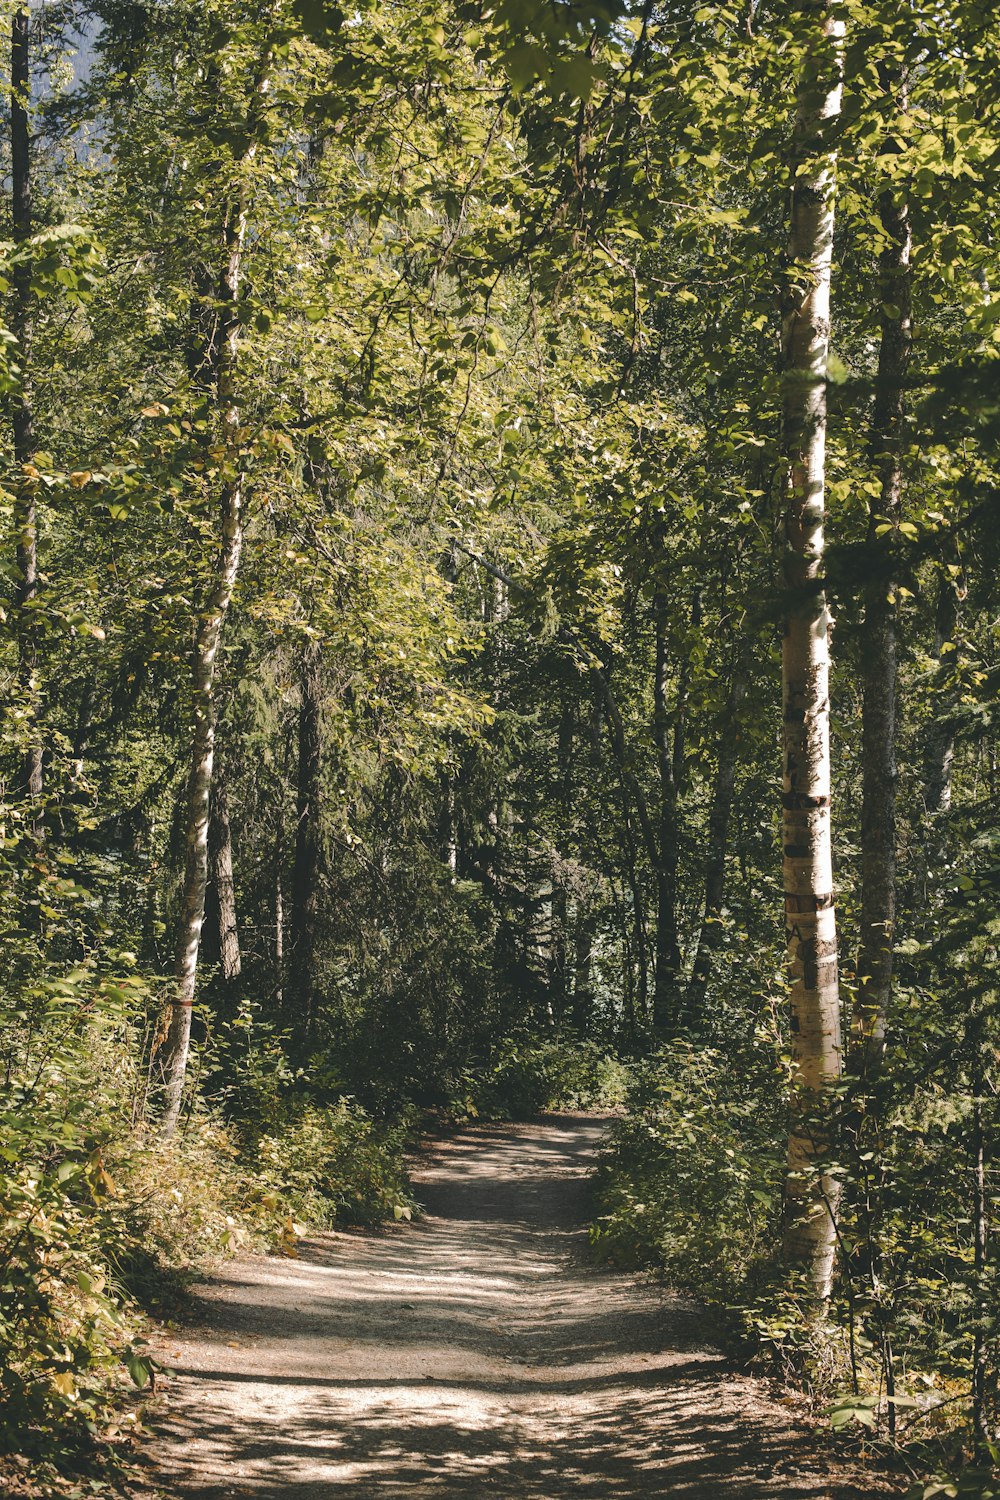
top-left (126, 1354), bottom-right (152, 1390)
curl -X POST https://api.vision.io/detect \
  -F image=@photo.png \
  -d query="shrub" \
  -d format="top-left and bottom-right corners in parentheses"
top-left (590, 1041), bottom-right (785, 1307)
top-left (0, 972), bottom-right (417, 1489)
top-left (0, 972), bottom-right (153, 1477)
top-left (454, 1034), bottom-right (631, 1121)
top-left (248, 1099), bottom-right (416, 1229)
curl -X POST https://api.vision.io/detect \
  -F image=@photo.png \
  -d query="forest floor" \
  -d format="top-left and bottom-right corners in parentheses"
top-left (136, 1114), bottom-right (900, 1499)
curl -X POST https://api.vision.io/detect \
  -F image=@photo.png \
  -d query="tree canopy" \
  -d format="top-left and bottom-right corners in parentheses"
top-left (3, 0), bottom-right (1000, 1492)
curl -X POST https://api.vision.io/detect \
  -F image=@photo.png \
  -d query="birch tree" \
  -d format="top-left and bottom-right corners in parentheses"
top-left (152, 35), bottom-right (273, 1137)
top-left (779, 0), bottom-right (845, 1302)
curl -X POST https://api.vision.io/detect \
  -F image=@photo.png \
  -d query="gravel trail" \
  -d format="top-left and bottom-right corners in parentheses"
top-left (143, 1114), bottom-right (895, 1498)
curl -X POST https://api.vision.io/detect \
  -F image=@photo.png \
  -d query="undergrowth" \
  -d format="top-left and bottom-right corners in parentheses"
top-left (2, 977), bottom-right (626, 1494)
top-left (592, 1036), bottom-right (1000, 1498)
top-left (0, 977), bottom-right (414, 1496)
top-left (438, 1034), bottom-right (631, 1122)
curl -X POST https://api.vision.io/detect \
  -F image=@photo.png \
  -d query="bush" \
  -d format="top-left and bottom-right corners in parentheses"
top-left (248, 1099), bottom-right (416, 1230)
top-left (590, 1041), bottom-right (785, 1306)
top-left (0, 971), bottom-right (153, 1478)
top-left (0, 972), bottom-right (417, 1490)
top-left (449, 1034), bottom-right (631, 1121)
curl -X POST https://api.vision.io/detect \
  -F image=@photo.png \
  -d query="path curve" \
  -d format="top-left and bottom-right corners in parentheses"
top-left (143, 1114), bottom-right (894, 1498)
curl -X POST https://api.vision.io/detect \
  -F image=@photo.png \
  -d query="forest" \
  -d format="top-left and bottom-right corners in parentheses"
top-left (1, 0), bottom-right (999, 1495)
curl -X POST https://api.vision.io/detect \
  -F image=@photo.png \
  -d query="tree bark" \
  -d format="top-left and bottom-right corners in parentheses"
top-left (780, 0), bottom-right (845, 1303)
top-left (204, 761), bottom-right (242, 988)
top-left (10, 6), bottom-right (42, 815)
top-left (923, 574), bottom-right (959, 818)
top-left (549, 701), bottom-right (574, 1019)
top-left (154, 57), bottom-right (270, 1135)
top-left (573, 906), bottom-right (597, 1031)
top-left (605, 707), bottom-right (650, 1026)
top-left (651, 589), bottom-right (681, 1031)
top-left (274, 818), bottom-right (285, 1010)
top-left (289, 639), bottom-right (323, 1032)
top-left (686, 669), bottom-right (747, 1021)
top-left (442, 771), bottom-right (459, 878)
top-left (851, 81), bottom-right (912, 1084)
top-left (595, 666), bottom-right (654, 1028)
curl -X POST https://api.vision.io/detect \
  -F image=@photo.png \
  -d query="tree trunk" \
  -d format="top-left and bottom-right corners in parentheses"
top-left (780, 0), bottom-right (845, 1303)
top-left (549, 701), bottom-right (574, 1020)
top-left (548, 882), bottom-right (568, 1020)
top-left (290, 639), bottom-right (323, 1033)
top-left (204, 762), bottom-right (242, 989)
top-left (851, 83), bottom-right (912, 1084)
top-left (686, 670), bottom-right (747, 1021)
top-left (923, 574), bottom-right (959, 817)
top-left (651, 589), bottom-right (681, 1031)
top-left (595, 666), bottom-right (655, 1028)
top-left (10, 6), bottom-right (42, 816)
top-left (971, 1017), bottom-right (989, 1454)
top-left (573, 906), bottom-right (597, 1031)
top-left (154, 58), bottom-right (270, 1135)
top-left (274, 815), bottom-right (285, 1010)
top-left (442, 772), bottom-right (459, 877)
top-left (156, 482), bottom-right (243, 1135)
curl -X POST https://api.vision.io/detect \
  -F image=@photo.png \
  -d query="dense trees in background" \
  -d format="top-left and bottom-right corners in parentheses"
top-left (4, 0), bottom-right (1000, 1487)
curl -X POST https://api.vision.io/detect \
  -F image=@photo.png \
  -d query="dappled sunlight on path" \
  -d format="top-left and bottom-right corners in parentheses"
top-left (143, 1117), bottom-right (893, 1498)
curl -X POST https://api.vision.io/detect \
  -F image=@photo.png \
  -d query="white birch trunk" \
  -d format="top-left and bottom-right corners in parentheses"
top-left (780, 0), bottom-right (845, 1303)
top-left (154, 62), bottom-right (269, 1135)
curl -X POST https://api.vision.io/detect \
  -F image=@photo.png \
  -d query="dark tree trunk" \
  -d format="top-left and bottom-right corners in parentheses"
top-left (595, 666), bottom-right (655, 1030)
top-left (685, 670), bottom-right (747, 1021)
top-left (852, 101), bottom-right (912, 1082)
top-left (290, 640), bottom-right (323, 1033)
top-left (651, 589), bottom-right (699, 1031)
top-left (620, 823), bottom-right (648, 1035)
top-left (550, 884), bottom-right (569, 1020)
top-left (549, 701), bottom-right (574, 1020)
top-left (11, 6), bottom-right (42, 814)
top-left (651, 590), bottom-right (681, 1030)
top-left (923, 574), bottom-right (959, 819)
top-left (573, 907), bottom-right (597, 1031)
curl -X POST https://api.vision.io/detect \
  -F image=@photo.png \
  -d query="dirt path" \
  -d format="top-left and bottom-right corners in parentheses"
top-left (143, 1115), bottom-right (895, 1499)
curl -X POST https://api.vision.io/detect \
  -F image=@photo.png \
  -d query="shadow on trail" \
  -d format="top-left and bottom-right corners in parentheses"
top-left (150, 1378), bottom-right (862, 1500)
top-left (145, 1116), bottom-right (884, 1500)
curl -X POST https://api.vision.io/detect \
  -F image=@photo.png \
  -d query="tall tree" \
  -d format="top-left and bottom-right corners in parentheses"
top-left (153, 35), bottom-right (272, 1136)
top-left (686, 667), bottom-right (747, 1021)
top-left (651, 587), bottom-right (683, 1030)
top-left (851, 59), bottom-right (912, 1083)
top-left (204, 761), bottom-right (243, 993)
top-left (779, 0), bottom-right (845, 1303)
top-left (289, 638), bottom-right (323, 1031)
top-left (10, 4), bottom-right (42, 816)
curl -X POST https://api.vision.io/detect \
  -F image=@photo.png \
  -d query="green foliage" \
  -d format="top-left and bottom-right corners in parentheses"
top-left (0, 968), bottom-right (414, 1484)
top-left (910, 1461), bottom-right (1000, 1500)
top-left (462, 1035), bottom-right (631, 1121)
top-left (248, 1100), bottom-right (416, 1231)
top-left (0, 971), bottom-right (152, 1475)
top-left (590, 1041), bottom-right (785, 1307)
top-left (3, 0), bottom-right (1000, 1491)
